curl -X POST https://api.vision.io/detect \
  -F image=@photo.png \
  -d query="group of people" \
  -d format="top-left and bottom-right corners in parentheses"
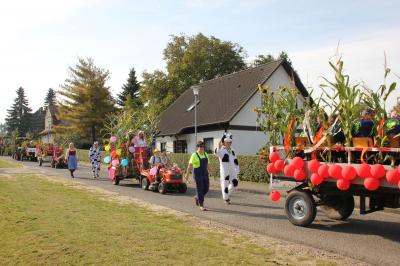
top-left (352, 108), bottom-right (400, 139)
top-left (185, 132), bottom-right (240, 211)
top-left (63, 130), bottom-right (240, 212)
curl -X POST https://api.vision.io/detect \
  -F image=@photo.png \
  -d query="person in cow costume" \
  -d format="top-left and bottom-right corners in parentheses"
top-left (216, 132), bottom-right (239, 204)
top-left (89, 141), bottom-right (101, 178)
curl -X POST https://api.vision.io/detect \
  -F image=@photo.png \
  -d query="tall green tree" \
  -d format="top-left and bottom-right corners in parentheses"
top-left (117, 67), bottom-right (141, 108)
top-left (141, 33), bottom-right (247, 112)
top-left (44, 88), bottom-right (57, 107)
top-left (57, 57), bottom-right (115, 144)
top-left (251, 54), bottom-right (275, 67)
top-left (5, 87), bottom-right (32, 135)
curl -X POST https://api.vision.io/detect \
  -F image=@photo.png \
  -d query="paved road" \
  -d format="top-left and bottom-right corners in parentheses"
top-left (4, 157), bottom-right (400, 265)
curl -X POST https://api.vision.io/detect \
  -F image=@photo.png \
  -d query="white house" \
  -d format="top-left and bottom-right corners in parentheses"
top-left (39, 105), bottom-right (61, 144)
top-left (155, 60), bottom-right (310, 155)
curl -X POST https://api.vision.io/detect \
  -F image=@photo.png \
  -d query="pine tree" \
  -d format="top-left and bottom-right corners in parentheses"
top-left (5, 87), bottom-right (32, 135)
top-left (117, 68), bottom-right (141, 107)
top-left (44, 88), bottom-right (57, 107)
top-left (57, 57), bottom-right (115, 144)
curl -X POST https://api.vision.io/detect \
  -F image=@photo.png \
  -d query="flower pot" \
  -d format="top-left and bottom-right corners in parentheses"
top-left (387, 135), bottom-right (400, 148)
top-left (295, 137), bottom-right (310, 149)
top-left (352, 137), bottom-right (373, 148)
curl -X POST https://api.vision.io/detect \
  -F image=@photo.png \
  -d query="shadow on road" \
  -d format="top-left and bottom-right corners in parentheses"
top-left (230, 202), bottom-right (281, 210)
top-left (209, 207), bottom-right (287, 219)
top-left (310, 218), bottom-right (400, 243)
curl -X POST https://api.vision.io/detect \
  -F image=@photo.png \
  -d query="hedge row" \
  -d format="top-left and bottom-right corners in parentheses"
top-left (169, 153), bottom-right (269, 183)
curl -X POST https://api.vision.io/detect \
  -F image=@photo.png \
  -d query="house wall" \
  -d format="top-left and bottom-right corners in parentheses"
top-left (230, 65), bottom-right (299, 127)
top-left (41, 108), bottom-right (55, 144)
top-left (156, 65), bottom-right (307, 155)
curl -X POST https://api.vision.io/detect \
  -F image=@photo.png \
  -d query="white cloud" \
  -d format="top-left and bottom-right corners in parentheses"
top-left (290, 27), bottom-right (400, 111)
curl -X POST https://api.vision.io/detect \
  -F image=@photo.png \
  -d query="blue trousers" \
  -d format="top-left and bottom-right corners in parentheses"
top-left (194, 174), bottom-right (209, 206)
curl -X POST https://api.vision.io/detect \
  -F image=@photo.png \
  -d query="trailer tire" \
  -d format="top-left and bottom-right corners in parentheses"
top-left (141, 177), bottom-right (149, 190)
top-left (323, 195), bottom-right (354, 221)
top-left (113, 176), bottom-right (120, 185)
top-left (158, 182), bottom-right (167, 194)
top-left (285, 190), bottom-right (317, 227)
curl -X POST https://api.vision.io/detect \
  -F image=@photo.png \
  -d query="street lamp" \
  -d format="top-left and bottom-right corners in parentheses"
top-left (192, 85), bottom-right (200, 145)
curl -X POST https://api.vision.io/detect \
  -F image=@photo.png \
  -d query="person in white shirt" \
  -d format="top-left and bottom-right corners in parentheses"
top-left (215, 132), bottom-right (240, 204)
top-left (132, 130), bottom-right (147, 148)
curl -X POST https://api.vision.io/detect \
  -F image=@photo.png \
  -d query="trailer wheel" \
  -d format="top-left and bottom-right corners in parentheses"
top-left (141, 177), bottom-right (149, 190)
top-left (285, 190), bottom-right (317, 227)
top-left (323, 195), bottom-right (354, 221)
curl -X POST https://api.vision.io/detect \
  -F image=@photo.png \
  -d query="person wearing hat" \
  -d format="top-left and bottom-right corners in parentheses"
top-left (185, 141), bottom-right (211, 211)
top-left (132, 130), bottom-right (147, 148)
top-left (216, 132), bottom-right (239, 204)
top-left (149, 148), bottom-right (166, 183)
top-left (89, 141), bottom-right (101, 178)
top-left (352, 108), bottom-right (376, 138)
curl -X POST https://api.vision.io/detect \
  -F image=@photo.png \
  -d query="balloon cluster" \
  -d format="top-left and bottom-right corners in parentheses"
top-left (265, 153), bottom-right (400, 192)
top-left (103, 135), bottom-right (137, 179)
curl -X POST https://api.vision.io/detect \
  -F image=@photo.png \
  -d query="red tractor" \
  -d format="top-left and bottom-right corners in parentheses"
top-left (136, 148), bottom-right (187, 194)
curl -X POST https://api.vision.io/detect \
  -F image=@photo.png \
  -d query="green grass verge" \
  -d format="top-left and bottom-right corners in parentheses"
top-left (0, 159), bottom-right (21, 168)
top-left (0, 175), bottom-right (337, 265)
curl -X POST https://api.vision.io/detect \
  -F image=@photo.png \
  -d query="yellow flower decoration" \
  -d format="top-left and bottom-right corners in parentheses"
top-left (258, 84), bottom-right (263, 92)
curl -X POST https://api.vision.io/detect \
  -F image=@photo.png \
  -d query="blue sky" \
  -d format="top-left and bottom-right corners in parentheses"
top-left (1, 0), bottom-right (400, 123)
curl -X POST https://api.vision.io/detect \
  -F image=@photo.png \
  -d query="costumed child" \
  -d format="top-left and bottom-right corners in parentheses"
top-left (216, 132), bottom-right (240, 204)
top-left (89, 141), bottom-right (101, 178)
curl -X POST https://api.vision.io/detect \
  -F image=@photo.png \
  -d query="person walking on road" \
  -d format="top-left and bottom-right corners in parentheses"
top-left (216, 132), bottom-right (240, 204)
top-left (66, 142), bottom-right (78, 178)
top-left (89, 141), bottom-right (101, 178)
top-left (185, 141), bottom-right (211, 211)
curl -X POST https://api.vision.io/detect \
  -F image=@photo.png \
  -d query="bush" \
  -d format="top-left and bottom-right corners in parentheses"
top-left (169, 153), bottom-right (269, 183)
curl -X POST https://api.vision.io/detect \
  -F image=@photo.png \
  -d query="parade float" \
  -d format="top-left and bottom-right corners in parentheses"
top-left (101, 110), bottom-right (187, 194)
top-left (255, 59), bottom-right (400, 226)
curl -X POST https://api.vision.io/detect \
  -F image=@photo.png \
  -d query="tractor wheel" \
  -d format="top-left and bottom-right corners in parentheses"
top-left (141, 177), bottom-right (149, 190)
top-left (323, 195), bottom-right (354, 221)
top-left (158, 182), bottom-right (167, 194)
top-left (285, 190), bottom-right (317, 227)
top-left (39, 160), bottom-right (42, 167)
top-left (179, 183), bottom-right (187, 193)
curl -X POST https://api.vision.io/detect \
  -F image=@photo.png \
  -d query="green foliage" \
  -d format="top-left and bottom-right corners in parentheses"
top-left (251, 54), bottom-right (275, 67)
top-left (140, 33), bottom-right (247, 113)
top-left (169, 153), bottom-right (269, 183)
top-left (254, 84), bottom-right (305, 149)
top-left (320, 59), bottom-right (365, 146)
top-left (57, 57), bottom-right (115, 144)
top-left (5, 87), bottom-right (32, 136)
top-left (117, 67), bottom-right (141, 108)
top-left (44, 88), bottom-right (56, 107)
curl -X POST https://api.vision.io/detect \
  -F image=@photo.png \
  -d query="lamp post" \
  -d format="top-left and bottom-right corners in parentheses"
top-left (192, 85), bottom-right (200, 145)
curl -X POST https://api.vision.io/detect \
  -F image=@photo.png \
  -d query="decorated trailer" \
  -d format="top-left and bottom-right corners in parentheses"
top-left (267, 145), bottom-right (400, 227)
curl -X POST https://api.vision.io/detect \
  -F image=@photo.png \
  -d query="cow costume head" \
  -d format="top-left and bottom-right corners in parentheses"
top-left (221, 132), bottom-right (233, 146)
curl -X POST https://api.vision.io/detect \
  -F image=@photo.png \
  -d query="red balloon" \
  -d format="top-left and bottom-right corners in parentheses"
top-left (291, 157), bottom-right (304, 170)
top-left (310, 173), bottom-right (324, 185)
top-left (267, 163), bottom-right (277, 174)
top-left (370, 164), bottom-right (386, 179)
top-left (111, 150), bottom-right (117, 158)
top-left (364, 177), bottom-right (380, 191)
top-left (336, 179), bottom-right (350, 191)
top-left (274, 159), bottom-right (285, 171)
top-left (270, 190), bottom-right (281, 201)
top-left (342, 166), bottom-right (357, 181)
top-left (317, 164), bottom-right (329, 179)
top-left (269, 152), bottom-right (280, 163)
top-left (357, 164), bottom-right (371, 178)
top-left (283, 164), bottom-right (295, 177)
top-left (294, 169), bottom-right (306, 181)
top-left (308, 159), bottom-right (320, 173)
top-left (385, 169), bottom-right (400, 184)
top-left (398, 180), bottom-right (400, 189)
top-left (329, 164), bottom-right (342, 179)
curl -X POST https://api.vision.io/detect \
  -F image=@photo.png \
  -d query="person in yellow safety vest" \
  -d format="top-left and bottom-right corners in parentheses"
top-left (185, 141), bottom-right (212, 211)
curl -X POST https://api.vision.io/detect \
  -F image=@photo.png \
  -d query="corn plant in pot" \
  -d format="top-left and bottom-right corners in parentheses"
top-left (320, 58), bottom-right (365, 147)
top-left (254, 82), bottom-right (305, 158)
